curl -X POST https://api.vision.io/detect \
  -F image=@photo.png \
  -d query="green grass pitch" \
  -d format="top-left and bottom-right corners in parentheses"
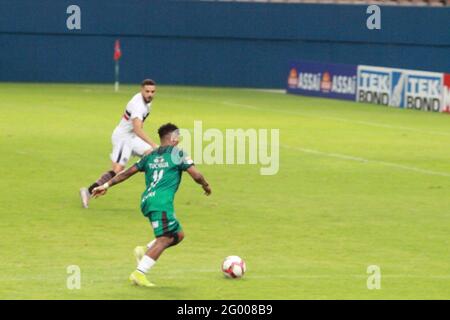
top-left (0, 82), bottom-right (449, 299)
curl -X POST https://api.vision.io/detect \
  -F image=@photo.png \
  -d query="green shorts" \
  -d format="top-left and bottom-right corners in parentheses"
top-left (146, 210), bottom-right (182, 237)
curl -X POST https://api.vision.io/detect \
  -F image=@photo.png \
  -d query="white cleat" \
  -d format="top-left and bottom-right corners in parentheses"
top-left (134, 246), bottom-right (146, 265)
top-left (79, 187), bottom-right (90, 209)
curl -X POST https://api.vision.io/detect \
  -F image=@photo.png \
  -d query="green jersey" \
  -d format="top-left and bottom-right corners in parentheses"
top-left (134, 145), bottom-right (194, 215)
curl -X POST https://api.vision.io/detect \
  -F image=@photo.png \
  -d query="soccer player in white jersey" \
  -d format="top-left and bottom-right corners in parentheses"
top-left (79, 79), bottom-right (159, 208)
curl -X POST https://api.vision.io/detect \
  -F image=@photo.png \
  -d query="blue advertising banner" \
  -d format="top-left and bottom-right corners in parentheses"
top-left (357, 65), bottom-right (397, 106)
top-left (287, 61), bottom-right (357, 101)
top-left (403, 70), bottom-right (443, 112)
top-left (357, 65), bottom-right (443, 112)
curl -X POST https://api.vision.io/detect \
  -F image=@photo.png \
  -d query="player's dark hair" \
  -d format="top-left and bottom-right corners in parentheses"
top-left (141, 79), bottom-right (156, 87)
top-left (158, 123), bottom-right (179, 139)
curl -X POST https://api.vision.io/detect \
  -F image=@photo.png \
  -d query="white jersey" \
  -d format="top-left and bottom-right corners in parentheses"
top-left (114, 93), bottom-right (152, 136)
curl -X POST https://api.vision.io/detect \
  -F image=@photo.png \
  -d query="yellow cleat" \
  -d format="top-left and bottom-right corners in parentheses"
top-left (129, 270), bottom-right (155, 287)
top-left (134, 246), bottom-right (146, 265)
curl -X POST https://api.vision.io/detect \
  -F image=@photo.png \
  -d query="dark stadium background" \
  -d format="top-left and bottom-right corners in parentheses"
top-left (1, 0), bottom-right (449, 88)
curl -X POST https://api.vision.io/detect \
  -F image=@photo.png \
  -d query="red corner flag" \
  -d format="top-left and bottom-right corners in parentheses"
top-left (114, 40), bottom-right (122, 61)
top-left (114, 40), bottom-right (121, 92)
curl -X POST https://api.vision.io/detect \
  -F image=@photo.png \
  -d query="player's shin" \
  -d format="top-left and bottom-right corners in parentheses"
top-left (88, 170), bottom-right (116, 194)
top-left (147, 239), bottom-right (156, 249)
top-left (137, 255), bottom-right (156, 274)
top-left (133, 239), bottom-right (156, 264)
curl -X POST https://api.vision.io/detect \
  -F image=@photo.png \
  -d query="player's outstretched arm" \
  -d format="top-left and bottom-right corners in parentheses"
top-left (132, 118), bottom-right (159, 149)
top-left (186, 166), bottom-right (211, 196)
top-left (92, 165), bottom-right (139, 198)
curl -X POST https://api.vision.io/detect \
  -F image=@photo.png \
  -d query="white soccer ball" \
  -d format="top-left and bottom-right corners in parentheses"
top-left (221, 256), bottom-right (246, 279)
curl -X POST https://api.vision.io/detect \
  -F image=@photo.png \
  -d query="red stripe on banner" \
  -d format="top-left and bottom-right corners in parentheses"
top-left (444, 74), bottom-right (450, 113)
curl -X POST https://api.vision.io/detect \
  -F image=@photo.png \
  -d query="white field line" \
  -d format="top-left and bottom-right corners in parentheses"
top-left (218, 99), bottom-right (450, 178)
top-left (169, 94), bottom-right (450, 137)
top-left (81, 86), bottom-right (446, 137)
top-left (239, 88), bottom-right (286, 94)
top-left (221, 101), bottom-right (259, 110)
top-left (169, 95), bottom-right (450, 177)
top-left (220, 100), bottom-right (450, 137)
top-left (284, 145), bottom-right (450, 178)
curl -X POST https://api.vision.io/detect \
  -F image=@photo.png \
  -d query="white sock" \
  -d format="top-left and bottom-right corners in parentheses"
top-left (147, 239), bottom-right (156, 250)
top-left (137, 255), bottom-right (156, 274)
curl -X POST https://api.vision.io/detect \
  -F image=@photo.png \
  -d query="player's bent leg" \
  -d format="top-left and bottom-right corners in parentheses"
top-left (147, 236), bottom-right (173, 260)
top-left (130, 212), bottom-right (183, 287)
top-left (80, 162), bottom-right (125, 209)
top-left (81, 138), bottom-right (132, 207)
top-left (130, 236), bottom-right (172, 287)
top-left (133, 245), bottom-right (147, 265)
top-left (134, 238), bottom-right (157, 264)
top-left (87, 169), bottom-right (118, 193)
top-left (131, 136), bottom-right (153, 157)
top-left (168, 231), bottom-right (184, 247)
top-left (136, 237), bottom-right (172, 270)
top-left (81, 169), bottom-right (117, 208)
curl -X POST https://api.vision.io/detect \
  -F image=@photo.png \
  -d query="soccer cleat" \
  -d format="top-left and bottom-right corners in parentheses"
top-left (129, 270), bottom-right (155, 287)
top-left (134, 246), bottom-right (146, 265)
top-left (79, 187), bottom-right (90, 209)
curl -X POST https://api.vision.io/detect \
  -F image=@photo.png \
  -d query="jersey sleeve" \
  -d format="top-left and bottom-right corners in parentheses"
top-left (128, 102), bottom-right (146, 121)
top-left (134, 154), bottom-right (148, 172)
top-left (177, 149), bottom-right (194, 171)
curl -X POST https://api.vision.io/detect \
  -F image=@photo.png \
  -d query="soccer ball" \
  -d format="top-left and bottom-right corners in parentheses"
top-left (221, 256), bottom-right (246, 279)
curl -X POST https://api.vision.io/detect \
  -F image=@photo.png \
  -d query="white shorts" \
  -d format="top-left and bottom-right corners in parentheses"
top-left (110, 130), bottom-right (152, 166)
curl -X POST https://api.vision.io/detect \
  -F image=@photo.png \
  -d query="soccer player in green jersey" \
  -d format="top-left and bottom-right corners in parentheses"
top-left (91, 123), bottom-right (211, 287)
